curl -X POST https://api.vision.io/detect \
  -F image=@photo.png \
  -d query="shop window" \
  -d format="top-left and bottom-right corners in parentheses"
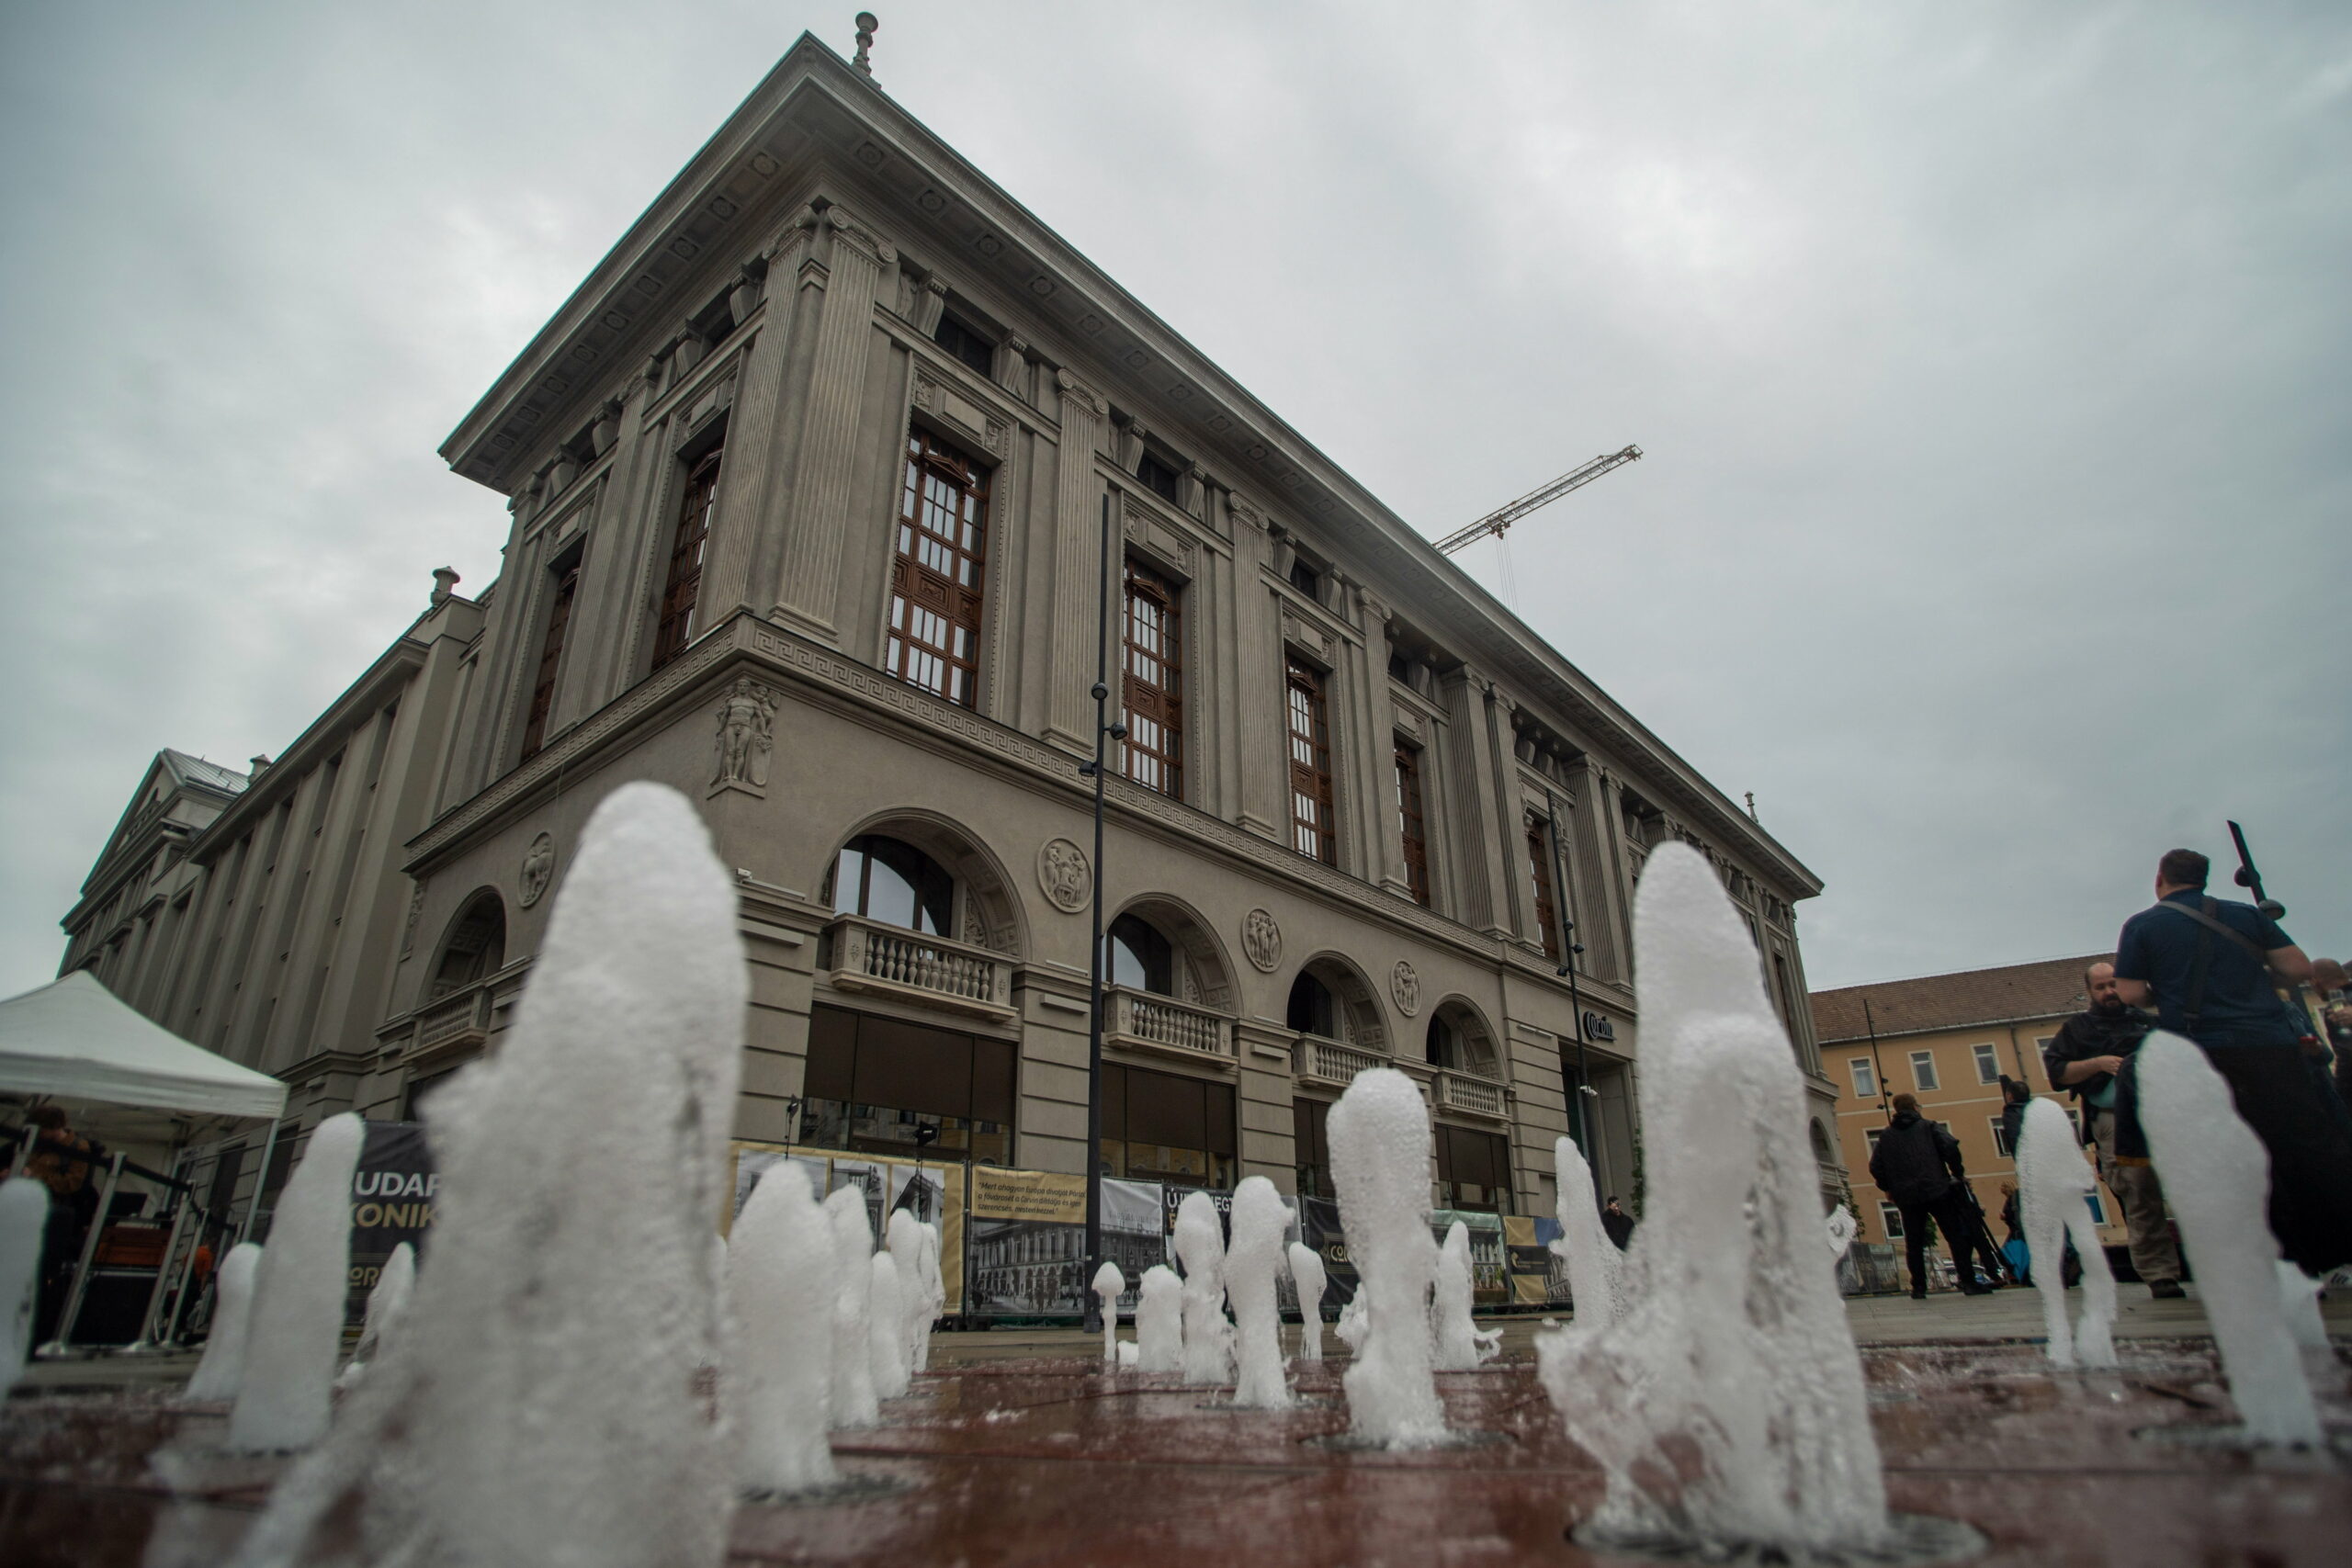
top-left (1098, 1062), bottom-right (1236, 1187)
top-left (1436, 1122), bottom-right (1511, 1213)
top-left (800, 1004), bottom-right (1014, 1164)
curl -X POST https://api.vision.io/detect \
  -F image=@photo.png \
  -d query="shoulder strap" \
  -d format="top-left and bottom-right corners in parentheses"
top-left (2154, 897), bottom-right (2270, 964)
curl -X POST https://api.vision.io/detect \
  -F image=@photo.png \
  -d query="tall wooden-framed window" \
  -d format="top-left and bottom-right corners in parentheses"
top-left (1526, 817), bottom-right (1561, 961)
top-left (887, 427), bottom-right (989, 706)
top-left (652, 446), bottom-right (721, 671)
top-left (1395, 743), bottom-right (1430, 906)
top-left (1284, 658), bottom-right (1336, 864)
top-left (1120, 558), bottom-right (1183, 797)
top-left (519, 559), bottom-right (579, 760)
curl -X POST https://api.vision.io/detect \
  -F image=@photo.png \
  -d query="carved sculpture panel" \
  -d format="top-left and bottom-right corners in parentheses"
top-left (518, 834), bottom-right (557, 908)
top-left (1389, 959), bottom-right (1421, 1017)
top-left (1241, 908), bottom-right (1283, 973)
top-left (1036, 837), bottom-right (1091, 913)
top-left (711, 677), bottom-right (779, 791)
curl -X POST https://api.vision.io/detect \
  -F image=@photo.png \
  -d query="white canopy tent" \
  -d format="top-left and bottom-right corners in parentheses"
top-left (0, 971), bottom-right (286, 1123)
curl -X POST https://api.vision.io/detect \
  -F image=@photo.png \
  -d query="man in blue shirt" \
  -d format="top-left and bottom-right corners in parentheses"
top-left (2114, 848), bottom-right (2352, 1274)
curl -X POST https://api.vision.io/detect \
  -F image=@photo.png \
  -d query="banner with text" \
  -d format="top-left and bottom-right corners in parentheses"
top-left (966, 1166), bottom-right (1090, 1317)
top-left (347, 1120), bottom-right (435, 1324)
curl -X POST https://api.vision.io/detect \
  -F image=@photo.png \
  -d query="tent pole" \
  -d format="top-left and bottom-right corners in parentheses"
top-left (39, 1150), bottom-right (124, 1358)
top-left (127, 1153), bottom-right (193, 1353)
top-left (238, 1118), bottom-right (281, 1246)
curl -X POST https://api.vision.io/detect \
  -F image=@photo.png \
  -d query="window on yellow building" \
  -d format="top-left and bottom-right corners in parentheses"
top-left (1909, 1051), bottom-right (1939, 1091)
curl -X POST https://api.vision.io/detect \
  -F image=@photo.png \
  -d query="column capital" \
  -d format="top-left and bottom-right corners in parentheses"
top-left (1054, 368), bottom-right (1106, 419)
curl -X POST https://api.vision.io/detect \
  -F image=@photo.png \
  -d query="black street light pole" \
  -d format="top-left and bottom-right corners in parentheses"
top-left (1862, 997), bottom-right (1890, 1122)
top-left (1080, 492), bottom-right (1123, 1336)
top-left (1544, 788), bottom-right (1592, 1150)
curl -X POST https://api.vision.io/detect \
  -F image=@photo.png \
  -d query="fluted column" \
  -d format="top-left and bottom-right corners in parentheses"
top-left (1438, 665), bottom-right (1512, 939)
top-left (1044, 369), bottom-right (1108, 751)
top-left (1227, 497), bottom-right (1286, 842)
top-left (771, 206), bottom-right (894, 643)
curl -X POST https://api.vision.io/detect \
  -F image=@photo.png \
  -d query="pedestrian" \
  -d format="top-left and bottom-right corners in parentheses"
top-left (2311, 957), bottom-right (2352, 1109)
top-left (23, 1106), bottom-right (97, 1341)
top-left (1867, 1092), bottom-right (2003, 1299)
top-left (1996, 1180), bottom-right (2030, 1283)
top-left (2042, 962), bottom-right (2184, 1298)
top-left (2112, 848), bottom-right (2352, 1275)
top-left (1600, 1196), bottom-right (1635, 1250)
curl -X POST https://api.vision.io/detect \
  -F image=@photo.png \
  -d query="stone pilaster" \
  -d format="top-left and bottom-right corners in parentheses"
top-left (1565, 761), bottom-right (1627, 984)
top-left (1438, 665), bottom-right (1513, 938)
top-left (695, 248), bottom-right (797, 630)
top-left (770, 206), bottom-right (894, 643)
top-left (1044, 369), bottom-right (1109, 751)
top-left (1227, 496), bottom-right (1286, 842)
top-left (1359, 592), bottom-right (1411, 897)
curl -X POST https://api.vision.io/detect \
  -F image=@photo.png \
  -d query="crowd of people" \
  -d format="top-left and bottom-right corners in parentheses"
top-left (1869, 848), bottom-right (2352, 1300)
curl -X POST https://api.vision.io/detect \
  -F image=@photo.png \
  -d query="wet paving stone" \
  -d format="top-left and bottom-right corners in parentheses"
top-left (3, 1338), bottom-right (2346, 1566)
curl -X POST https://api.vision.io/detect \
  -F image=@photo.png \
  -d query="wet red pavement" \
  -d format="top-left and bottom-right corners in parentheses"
top-left (4, 1339), bottom-right (2347, 1566)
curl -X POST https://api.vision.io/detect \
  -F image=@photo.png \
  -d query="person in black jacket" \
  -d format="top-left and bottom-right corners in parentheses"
top-left (1868, 1093), bottom-right (2001, 1299)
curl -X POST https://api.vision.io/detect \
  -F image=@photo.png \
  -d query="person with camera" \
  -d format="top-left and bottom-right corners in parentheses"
top-left (1868, 1093), bottom-right (2003, 1299)
top-left (2112, 849), bottom-right (2352, 1275)
top-left (2042, 963), bottom-right (2183, 1296)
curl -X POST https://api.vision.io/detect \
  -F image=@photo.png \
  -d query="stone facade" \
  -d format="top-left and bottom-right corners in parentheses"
top-left (57, 35), bottom-right (1839, 1222)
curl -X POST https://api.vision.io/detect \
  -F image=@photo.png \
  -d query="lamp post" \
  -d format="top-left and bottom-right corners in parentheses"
top-left (1544, 788), bottom-right (1593, 1151)
top-left (1078, 492), bottom-right (1125, 1335)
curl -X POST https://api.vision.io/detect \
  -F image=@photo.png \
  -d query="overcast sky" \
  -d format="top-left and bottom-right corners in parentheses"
top-left (3, 1), bottom-right (2346, 1003)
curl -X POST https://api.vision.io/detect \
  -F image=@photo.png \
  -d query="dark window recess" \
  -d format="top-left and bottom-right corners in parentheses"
top-left (1099, 1061), bottom-right (1237, 1187)
top-left (933, 314), bottom-right (996, 378)
top-left (1107, 912), bottom-right (1174, 995)
top-left (653, 446), bottom-right (721, 670)
top-left (888, 428), bottom-right (989, 706)
top-left (1437, 1122), bottom-right (1512, 1213)
top-left (1136, 451), bottom-right (1182, 503)
top-left (1388, 649), bottom-right (1413, 683)
top-left (1286, 971), bottom-right (1337, 1038)
top-left (1396, 744), bottom-right (1430, 907)
top-left (1295, 1098), bottom-right (1334, 1200)
top-left (801, 1004), bottom-right (1014, 1165)
top-left (1285, 660), bottom-right (1337, 864)
top-left (428, 893), bottom-right (505, 1000)
top-left (1120, 558), bottom-right (1183, 797)
top-left (1527, 818), bottom-right (1561, 961)
top-left (829, 835), bottom-right (954, 936)
top-left (1288, 557), bottom-right (1322, 601)
top-left (519, 561), bottom-right (579, 760)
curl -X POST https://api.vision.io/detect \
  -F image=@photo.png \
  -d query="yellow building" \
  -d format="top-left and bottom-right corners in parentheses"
top-left (1812, 955), bottom-right (2128, 1259)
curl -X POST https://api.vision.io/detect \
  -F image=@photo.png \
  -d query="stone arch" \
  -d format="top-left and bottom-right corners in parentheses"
top-left (1285, 952), bottom-right (1387, 1051)
top-left (425, 888), bottom-right (506, 1002)
top-left (1809, 1117), bottom-right (1837, 1165)
top-left (816, 807), bottom-right (1027, 959)
top-left (1106, 893), bottom-right (1236, 1010)
top-left (1423, 995), bottom-right (1502, 1078)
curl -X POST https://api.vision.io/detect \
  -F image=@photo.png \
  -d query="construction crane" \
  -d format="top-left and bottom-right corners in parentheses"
top-left (1433, 445), bottom-right (1643, 556)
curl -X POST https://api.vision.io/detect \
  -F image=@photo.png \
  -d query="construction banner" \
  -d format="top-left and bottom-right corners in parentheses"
top-left (965, 1166), bottom-right (1089, 1317)
top-left (968, 1166), bottom-right (1085, 1224)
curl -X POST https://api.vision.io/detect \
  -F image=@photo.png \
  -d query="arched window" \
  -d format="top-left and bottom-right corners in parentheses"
top-left (1810, 1120), bottom-right (1836, 1164)
top-left (1286, 971), bottom-right (1337, 1038)
top-left (828, 834), bottom-right (954, 936)
top-left (1426, 1012), bottom-right (1458, 1068)
top-left (428, 892), bottom-right (505, 1000)
top-left (1106, 913), bottom-right (1174, 995)
top-left (1426, 1001), bottom-right (1500, 1077)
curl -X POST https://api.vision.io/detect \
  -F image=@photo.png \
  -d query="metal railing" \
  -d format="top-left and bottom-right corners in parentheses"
top-left (1105, 987), bottom-right (1230, 1059)
top-left (824, 915), bottom-right (1012, 1013)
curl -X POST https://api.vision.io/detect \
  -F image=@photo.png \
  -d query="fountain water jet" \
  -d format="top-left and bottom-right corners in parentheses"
top-left (726, 1160), bottom-right (837, 1497)
top-left (1091, 1261), bottom-right (1125, 1365)
top-left (867, 1252), bottom-right (910, 1399)
top-left (230, 1112), bottom-right (364, 1453)
top-left (1135, 1264), bottom-right (1183, 1373)
top-left (1430, 1221), bottom-right (1496, 1370)
top-left (2136, 1031), bottom-right (2323, 1445)
top-left (1538, 845), bottom-right (1917, 1562)
top-left (182, 1243), bottom-right (261, 1403)
top-left (1226, 1177), bottom-right (1292, 1408)
top-left (225, 782), bottom-right (746, 1568)
top-left (0, 1177), bottom-right (44, 1393)
top-left (886, 1211), bottom-right (930, 1379)
top-left (1287, 1240), bottom-right (1328, 1362)
top-left (824, 1189), bottom-right (881, 1428)
top-left (1328, 1067), bottom-right (1446, 1448)
top-left (336, 1241), bottom-right (417, 1390)
top-left (1172, 1190), bottom-right (1233, 1386)
top-left (1551, 1136), bottom-right (1623, 1330)
top-left (2016, 1098), bottom-right (2115, 1369)
top-left (912, 1222), bottom-right (944, 1371)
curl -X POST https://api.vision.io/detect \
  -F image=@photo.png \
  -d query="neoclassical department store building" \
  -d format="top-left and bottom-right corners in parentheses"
top-left (58, 34), bottom-right (1843, 1224)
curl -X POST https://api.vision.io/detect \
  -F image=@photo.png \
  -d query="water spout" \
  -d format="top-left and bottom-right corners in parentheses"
top-left (1329, 1067), bottom-right (1446, 1448)
top-left (2017, 1098), bottom-right (2115, 1368)
top-left (727, 1160), bottom-right (838, 1496)
top-left (1172, 1190), bottom-right (1233, 1386)
top-left (1136, 1264), bottom-right (1183, 1373)
top-left (1226, 1177), bottom-right (1292, 1408)
top-left (230, 1112), bottom-right (364, 1453)
top-left (1287, 1240), bottom-right (1328, 1363)
top-left (182, 1243), bottom-right (260, 1403)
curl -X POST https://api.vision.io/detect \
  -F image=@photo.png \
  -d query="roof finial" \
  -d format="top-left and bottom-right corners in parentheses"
top-left (853, 12), bottom-right (878, 76)
top-left (1744, 791), bottom-right (1758, 823)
